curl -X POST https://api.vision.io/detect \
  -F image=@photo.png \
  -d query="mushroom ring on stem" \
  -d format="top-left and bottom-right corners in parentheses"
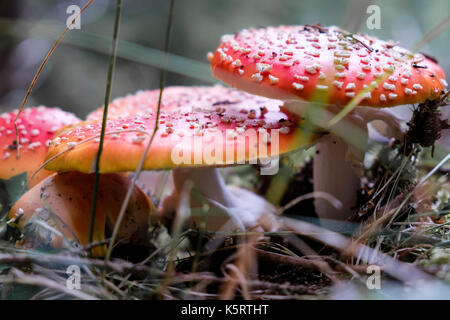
top-left (45, 86), bottom-right (322, 231)
top-left (209, 24), bottom-right (447, 221)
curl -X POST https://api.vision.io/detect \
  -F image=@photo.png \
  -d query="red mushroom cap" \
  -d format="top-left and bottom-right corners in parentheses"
top-left (0, 107), bottom-right (80, 186)
top-left (209, 25), bottom-right (447, 107)
top-left (45, 86), bottom-right (321, 173)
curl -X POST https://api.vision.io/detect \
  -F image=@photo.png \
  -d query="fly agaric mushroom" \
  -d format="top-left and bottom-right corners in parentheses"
top-left (9, 171), bottom-right (153, 257)
top-left (44, 86), bottom-right (321, 231)
top-left (209, 25), bottom-right (447, 221)
top-left (0, 106), bottom-right (80, 187)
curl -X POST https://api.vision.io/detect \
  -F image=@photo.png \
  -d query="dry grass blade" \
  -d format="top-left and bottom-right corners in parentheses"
top-left (328, 73), bottom-right (389, 126)
top-left (341, 0), bottom-right (376, 33)
top-left (0, 18), bottom-right (213, 83)
top-left (355, 186), bottom-right (414, 245)
top-left (219, 234), bottom-right (258, 300)
top-left (411, 14), bottom-right (450, 52)
top-left (255, 248), bottom-right (336, 278)
top-left (89, 0), bottom-right (123, 246)
top-left (13, 0), bottom-right (95, 159)
top-left (418, 153), bottom-right (450, 186)
top-left (6, 268), bottom-right (98, 300)
top-left (283, 217), bottom-right (433, 284)
top-left (279, 191), bottom-right (342, 214)
top-left (105, 0), bottom-right (176, 261)
top-left (0, 251), bottom-right (163, 276)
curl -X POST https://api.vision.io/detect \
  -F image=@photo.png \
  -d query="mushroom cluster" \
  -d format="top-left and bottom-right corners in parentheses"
top-left (4, 24), bottom-right (447, 258)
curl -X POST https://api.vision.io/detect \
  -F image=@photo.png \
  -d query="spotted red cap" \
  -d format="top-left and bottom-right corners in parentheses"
top-left (0, 107), bottom-right (80, 186)
top-left (209, 25), bottom-right (447, 107)
top-left (44, 86), bottom-right (320, 173)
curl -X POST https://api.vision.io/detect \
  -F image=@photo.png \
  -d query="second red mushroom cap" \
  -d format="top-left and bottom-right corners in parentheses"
top-left (209, 25), bottom-right (447, 107)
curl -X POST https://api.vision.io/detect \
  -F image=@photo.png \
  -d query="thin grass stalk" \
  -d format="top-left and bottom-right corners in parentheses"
top-left (13, 0), bottom-right (95, 159)
top-left (411, 14), bottom-right (450, 52)
top-left (105, 0), bottom-right (176, 261)
top-left (88, 0), bottom-right (123, 246)
top-left (0, 18), bottom-right (213, 83)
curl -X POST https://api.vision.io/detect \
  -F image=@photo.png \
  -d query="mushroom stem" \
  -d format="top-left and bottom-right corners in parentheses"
top-left (285, 102), bottom-right (406, 222)
top-left (172, 167), bottom-right (235, 208)
top-left (313, 134), bottom-right (361, 222)
top-left (161, 167), bottom-right (278, 231)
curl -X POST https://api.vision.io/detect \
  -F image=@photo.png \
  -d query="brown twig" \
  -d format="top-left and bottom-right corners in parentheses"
top-left (174, 273), bottom-right (316, 295)
top-left (7, 268), bottom-right (97, 300)
top-left (0, 252), bottom-right (158, 275)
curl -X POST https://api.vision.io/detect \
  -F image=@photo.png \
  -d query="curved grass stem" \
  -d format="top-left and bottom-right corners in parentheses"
top-left (13, 0), bottom-right (95, 159)
top-left (88, 0), bottom-right (123, 247)
top-left (105, 0), bottom-right (176, 261)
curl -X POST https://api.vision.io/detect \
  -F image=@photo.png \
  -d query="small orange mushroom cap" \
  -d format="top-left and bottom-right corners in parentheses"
top-left (44, 86), bottom-right (321, 173)
top-left (0, 107), bottom-right (80, 187)
top-left (209, 25), bottom-right (447, 107)
top-left (9, 171), bottom-right (153, 256)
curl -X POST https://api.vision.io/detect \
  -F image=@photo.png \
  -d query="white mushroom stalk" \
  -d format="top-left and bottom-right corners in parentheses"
top-left (285, 101), bottom-right (406, 222)
top-left (160, 167), bottom-right (279, 232)
top-left (313, 134), bottom-right (361, 222)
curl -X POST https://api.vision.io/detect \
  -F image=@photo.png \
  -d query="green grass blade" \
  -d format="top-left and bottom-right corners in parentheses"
top-left (88, 0), bottom-right (123, 246)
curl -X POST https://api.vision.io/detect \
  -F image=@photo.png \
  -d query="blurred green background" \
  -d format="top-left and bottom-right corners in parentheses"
top-left (0, 0), bottom-right (448, 118)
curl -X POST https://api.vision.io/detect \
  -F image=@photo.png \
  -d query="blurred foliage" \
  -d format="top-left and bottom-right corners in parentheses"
top-left (0, 0), bottom-right (448, 118)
